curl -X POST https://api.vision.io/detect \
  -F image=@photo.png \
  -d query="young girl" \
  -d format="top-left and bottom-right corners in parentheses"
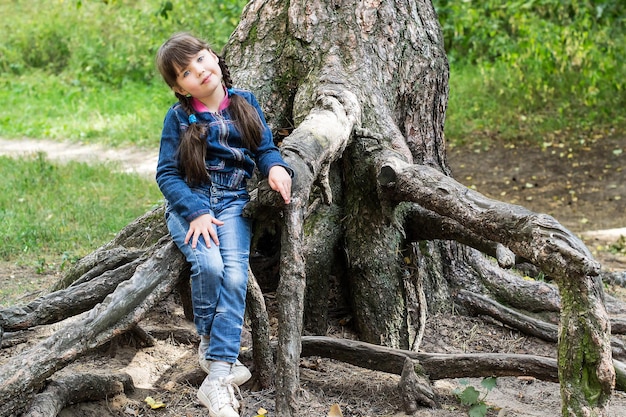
top-left (155, 32), bottom-right (292, 417)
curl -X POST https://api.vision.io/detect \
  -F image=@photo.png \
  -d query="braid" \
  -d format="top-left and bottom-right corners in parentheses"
top-left (176, 92), bottom-right (195, 115)
top-left (217, 55), bottom-right (263, 151)
top-left (175, 92), bottom-right (208, 185)
top-left (218, 56), bottom-right (233, 89)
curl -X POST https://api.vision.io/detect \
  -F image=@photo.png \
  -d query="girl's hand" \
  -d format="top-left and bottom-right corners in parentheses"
top-left (185, 214), bottom-right (224, 248)
top-left (268, 165), bottom-right (292, 204)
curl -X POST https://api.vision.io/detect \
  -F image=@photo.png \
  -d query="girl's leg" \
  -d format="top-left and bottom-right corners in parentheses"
top-left (207, 188), bottom-right (251, 363)
top-left (165, 208), bottom-right (224, 338)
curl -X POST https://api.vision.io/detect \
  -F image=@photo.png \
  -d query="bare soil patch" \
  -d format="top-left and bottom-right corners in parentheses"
top-left (1, 134), bottom-right (626, 416)
top-left (448, 133), bottom-right (626, 272)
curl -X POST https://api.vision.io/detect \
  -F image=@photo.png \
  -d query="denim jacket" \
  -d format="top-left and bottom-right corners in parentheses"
top-left (156, 88), bottom-right (292, 222)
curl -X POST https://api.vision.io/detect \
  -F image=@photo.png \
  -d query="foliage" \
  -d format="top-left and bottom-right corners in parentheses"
top-left (0, 0), bottom-right (246, 146)
top-left (609, 236), bottom-right (626, 256)
top-left (0, 0), bottom-right (246, 86)
top-left (0, 0), bottom-right (624, 147)
top-left (453, 377), bottom-right (498, 417)
top-left (434, 0), bottom-right (624, 64)
top-left (434, 0), bottom-right (626, 144)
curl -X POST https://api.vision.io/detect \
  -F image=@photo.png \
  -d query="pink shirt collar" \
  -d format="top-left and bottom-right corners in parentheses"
top-left (191, 86), bottom-right (230, 113)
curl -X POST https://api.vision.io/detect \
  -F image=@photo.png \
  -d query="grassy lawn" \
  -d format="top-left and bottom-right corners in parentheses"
top-left (0, 154), bottom-right (162, 305)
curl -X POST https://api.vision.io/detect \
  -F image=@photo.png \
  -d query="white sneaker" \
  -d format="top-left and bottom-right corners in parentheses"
top-left (198, 339), bottom-right (252, 386)
top-left (197, 375), bottom-right (240, 417)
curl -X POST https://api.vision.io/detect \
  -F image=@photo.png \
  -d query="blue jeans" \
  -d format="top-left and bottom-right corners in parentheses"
top-left (165, 184), bottom-right (251, 364)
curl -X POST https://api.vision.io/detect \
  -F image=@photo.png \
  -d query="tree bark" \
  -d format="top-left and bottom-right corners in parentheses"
top-left (399, 357), bottom-right (438, 412)
top-left (275, 199), bottom-right (306, 415)
top-left (0, 259), bottom-right (141, 331)
top-left (457, 290), bottom-right (626, 360)
top-left (379, 156), bottom-right (613, 413)
top-left (246, 268), bottom-right (275, 388)
top-left (23, 372), bottom-right (134, 417)
top-left (300, 336), bottom-right (560, 382)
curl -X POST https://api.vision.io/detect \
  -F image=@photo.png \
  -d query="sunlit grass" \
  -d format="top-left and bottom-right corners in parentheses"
top-left (0, 154), bottom-right (162, 266)
top-left (445, 62), bottom-right (626, 147)
top-left (0, 73), bottom-right (173, 148)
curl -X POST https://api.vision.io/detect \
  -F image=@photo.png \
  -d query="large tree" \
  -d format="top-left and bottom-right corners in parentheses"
top-left (0, 0), bottom-right (620, 416)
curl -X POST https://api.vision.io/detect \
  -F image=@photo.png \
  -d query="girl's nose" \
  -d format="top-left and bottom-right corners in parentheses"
top-left (190, 62), bottom-right (204, 76)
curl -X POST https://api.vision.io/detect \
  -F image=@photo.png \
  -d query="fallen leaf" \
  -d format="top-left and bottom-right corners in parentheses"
top-left (144, 396), bottom-right (166, 409)
top-left (328, 404), bottom-right (344, 417)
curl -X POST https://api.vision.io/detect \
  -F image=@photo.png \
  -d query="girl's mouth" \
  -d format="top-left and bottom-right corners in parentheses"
top-left (202, 75), bottom-right (211, 85)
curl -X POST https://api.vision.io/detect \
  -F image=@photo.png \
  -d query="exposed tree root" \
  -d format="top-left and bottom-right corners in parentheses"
top-left (299, 335), bottom-right (626, 394)
top-left (0, 239), bottom-right (185, 417)
top-left (457, 290), bottom-right (626, 360)
top-left (0, 259), bottom-right (141, 332)
top-left (245, 269), bottom-right (275, 388)
top-left (300, 335), bottom-right (559, 382)
top-left (399, 357), bottom-right (439, 412)
top-left (23, 372), bottom-right (134, 417)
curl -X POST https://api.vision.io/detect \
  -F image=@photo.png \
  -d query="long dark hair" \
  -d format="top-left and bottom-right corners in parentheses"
top-left (156, 32), bottom-right (263, 185)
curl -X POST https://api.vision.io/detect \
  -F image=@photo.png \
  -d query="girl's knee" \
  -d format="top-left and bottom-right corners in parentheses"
top-left (191, 256), bottom-right (224, 279)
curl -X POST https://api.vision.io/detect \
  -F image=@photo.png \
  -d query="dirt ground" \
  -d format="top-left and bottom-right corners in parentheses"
top-left (1, 133), bottom-right (625, 416)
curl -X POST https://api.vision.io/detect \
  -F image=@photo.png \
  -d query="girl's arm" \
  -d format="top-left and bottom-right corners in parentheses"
top-left (156, 106), bottom-right (212, 221)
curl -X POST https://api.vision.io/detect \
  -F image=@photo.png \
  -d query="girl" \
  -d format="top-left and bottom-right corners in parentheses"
top-left (155, 32), bottom-right (292, 417)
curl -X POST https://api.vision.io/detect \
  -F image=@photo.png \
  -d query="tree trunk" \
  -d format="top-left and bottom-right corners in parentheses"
top-left (225, 0), bottom-right (614, 415)
top-left (0, 0), bottom-right (617, 416)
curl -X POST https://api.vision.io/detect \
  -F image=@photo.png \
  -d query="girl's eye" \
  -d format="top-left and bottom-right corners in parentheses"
top-left (182, 70), bottom-right (190, 78)
top-left (198, 55), bottom-right (204, 62)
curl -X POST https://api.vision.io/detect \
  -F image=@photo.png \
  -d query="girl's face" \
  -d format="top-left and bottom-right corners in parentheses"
top-left (172, 49), bottom-right (223, 102)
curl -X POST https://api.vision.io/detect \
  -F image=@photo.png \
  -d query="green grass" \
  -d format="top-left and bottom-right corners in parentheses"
top-left (0, 0), bottom-right (246, 147)
top-left (446, 61), bottom-right (626, 148)
top-left (0, 154), bottom-right (162, 267)
top-left (0, 73), bottom-right (173, 148)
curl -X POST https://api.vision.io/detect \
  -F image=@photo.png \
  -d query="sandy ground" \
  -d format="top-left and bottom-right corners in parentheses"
top-left (0, 137), bottom-right (158, 178)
